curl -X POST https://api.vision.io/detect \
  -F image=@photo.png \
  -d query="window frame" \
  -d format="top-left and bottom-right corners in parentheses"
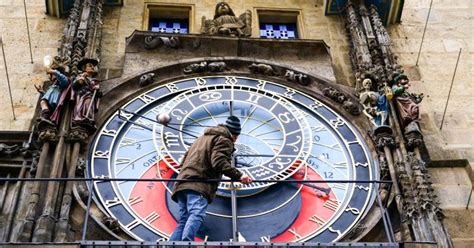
top-left (254, 8), bottom-right (305, 39)
top-left (143, 3), bottom-right (195, 33)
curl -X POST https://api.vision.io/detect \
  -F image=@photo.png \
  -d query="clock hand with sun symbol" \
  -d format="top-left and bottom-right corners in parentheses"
top-left (88, 76), bottom-right (377, 242)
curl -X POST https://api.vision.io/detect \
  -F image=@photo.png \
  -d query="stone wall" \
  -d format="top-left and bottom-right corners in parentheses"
top-left (387, 1), bottom-right (473, 246)
top-left (388, 0), bottom-right (473, 163)
top-left (0, 0), bottom-right (65, 130)
top-left (0, 0), bottom-right (472, 245)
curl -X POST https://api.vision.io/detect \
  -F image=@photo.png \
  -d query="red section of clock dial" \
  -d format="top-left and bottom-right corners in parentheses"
top-left (271, 165), bottom-right (339, 242)
top-left (129, 160), bottom-right (177, 236)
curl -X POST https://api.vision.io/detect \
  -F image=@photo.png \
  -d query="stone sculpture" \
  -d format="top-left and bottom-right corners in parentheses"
top-left (144, 36), bottom-right (180, 49)
top-left (392, 73), bottom-right (423, 129)
top-left (207, 61), bottom-right (228, 72)
top-left (183, 62), bottom-right (208, 74)
top-left (35, 66), bottom-right (70, 124)
top-left (201, 2), bottom-right (251, 37)
top-left (183, 61), bottom-right (227, 74)
top-left (323, 87), bottom-right (361, 115)
top-left (248, 63), bottom-right (277, 76)
top-left (0, 143), bottom-right (20, 156)
top-left (285, 70), bottom-right (310, 85)
top-left (358, 78), bottom-right (390, 127)
top-left (72, 58), bottom-right (101, 134)
top-left (323, 87), bottom-right (347, 103)
top-left (342, 100), bottom-right (361, 115)
top-left (139, 73), bottom-right (155, 87)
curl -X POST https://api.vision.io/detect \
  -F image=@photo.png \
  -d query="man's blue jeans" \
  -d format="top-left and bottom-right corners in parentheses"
top-left (170, 190), bottom-right (208, 241)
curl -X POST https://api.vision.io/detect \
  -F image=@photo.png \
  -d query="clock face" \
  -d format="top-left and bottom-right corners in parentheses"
top-left (88, 76), bottom-right (377, 242)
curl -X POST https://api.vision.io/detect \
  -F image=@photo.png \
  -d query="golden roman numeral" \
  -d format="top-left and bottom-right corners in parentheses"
top-left (128, 196), bottom-right (143, 206)
top-left (289, 228), bottom-right (302, 239)
top-left (309, 214), bottom-right (325, 225)
top-left (323, 198), bottom-right (339, 211)
top-left (144, 212), bottom-right (160, 223)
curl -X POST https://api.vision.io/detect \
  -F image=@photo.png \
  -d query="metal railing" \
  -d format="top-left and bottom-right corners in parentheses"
top-left (0, 176), bottom-right (438, 248)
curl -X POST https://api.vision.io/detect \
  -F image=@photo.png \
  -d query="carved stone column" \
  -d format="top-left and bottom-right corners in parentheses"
top-left (55, 127), bottom-right (89, 242)
top-left (344, 1), bottom-right (453, 246)
top-left (11, 133), bottom-right (56, 242)
top-left (32, 104), bottom-right (71, 242)
top-left (15, 0), bottom-right (104, 242)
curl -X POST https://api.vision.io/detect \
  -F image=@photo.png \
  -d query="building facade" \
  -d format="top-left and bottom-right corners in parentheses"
top-left (0, 0), bottom-right (472, 247)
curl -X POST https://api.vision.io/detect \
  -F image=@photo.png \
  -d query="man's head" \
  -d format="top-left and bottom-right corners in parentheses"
top-left (225, 115), bottom-right (241, 142)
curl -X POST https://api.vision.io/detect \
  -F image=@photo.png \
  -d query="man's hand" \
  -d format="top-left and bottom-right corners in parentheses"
top-left (240, 175), bottom-right (252, 184)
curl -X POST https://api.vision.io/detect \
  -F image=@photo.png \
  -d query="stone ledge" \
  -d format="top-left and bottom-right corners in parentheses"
top-left (428, 159), bottom-right (470, 168)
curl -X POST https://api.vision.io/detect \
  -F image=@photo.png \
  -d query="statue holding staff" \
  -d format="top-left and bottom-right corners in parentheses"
top-left (71, 58), bottom-right (101, 133)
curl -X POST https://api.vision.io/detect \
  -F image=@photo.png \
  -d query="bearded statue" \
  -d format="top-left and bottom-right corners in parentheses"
top-left (201, 2), bottom-right (251, 37)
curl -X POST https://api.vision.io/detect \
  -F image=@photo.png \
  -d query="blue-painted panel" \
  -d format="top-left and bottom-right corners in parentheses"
top-left (149, 18), bottom-right (189, 34)
top-left (325, 0), bottom-right (397, 25)
top-left (58, 0), bottom-right (123, 17)
top-left (260, 23), bottom-right (298, 39)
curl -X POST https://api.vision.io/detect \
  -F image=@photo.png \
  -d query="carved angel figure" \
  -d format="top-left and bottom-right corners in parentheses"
top-left (201, 2), bottom-right (251, 37)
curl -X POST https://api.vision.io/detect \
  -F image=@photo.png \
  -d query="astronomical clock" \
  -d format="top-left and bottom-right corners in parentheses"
top-left (88, 75), bottom-right (378, 242)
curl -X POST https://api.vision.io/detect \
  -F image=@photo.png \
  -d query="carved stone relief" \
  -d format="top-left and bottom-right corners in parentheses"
top-left (201, 2), bottom-right (251, 37)
top-left (139, 73), bottom-right (156, 87)
top-left (183, 61), bottom-right (228, 74)
top-left (144, 36), bottom-right (180, 49)
top-left (285, 70), bottom-right (310, 86)
top-left (248, 63), bottom-right (278, 76)
top-left (323, 87), bottom-right (360, 115)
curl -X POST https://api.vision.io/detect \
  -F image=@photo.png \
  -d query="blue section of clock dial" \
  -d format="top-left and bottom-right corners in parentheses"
top-left (131, 224), bottom-right (161, 241)
top-left (88, 76), bottom-right (377, 242)
top-left (93, 158), bottom-right (109, 177)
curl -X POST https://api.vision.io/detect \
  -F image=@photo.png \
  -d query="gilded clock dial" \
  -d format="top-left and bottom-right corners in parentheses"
top-left (88, 76), bottom-right (377, 242)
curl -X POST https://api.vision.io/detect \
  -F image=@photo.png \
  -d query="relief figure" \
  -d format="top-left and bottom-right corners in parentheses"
top-left (202, 2), bottom-right (251, 37)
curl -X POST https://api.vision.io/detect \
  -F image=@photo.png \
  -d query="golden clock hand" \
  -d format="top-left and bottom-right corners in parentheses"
top-left (303, 183), bottom-right (332, 195)
top-left (118, 109), bottom-right (199, 138)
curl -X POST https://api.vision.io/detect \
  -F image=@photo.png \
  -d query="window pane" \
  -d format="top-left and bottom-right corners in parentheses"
top-left (149, 18), bottom-right (188, 34)
top-left (260, 23), bottom-right (298, 39)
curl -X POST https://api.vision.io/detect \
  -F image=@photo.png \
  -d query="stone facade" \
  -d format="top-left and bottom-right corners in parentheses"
top-left (0, 0), bottom-right (472, 246)
top-left (0, 0), bottom-right (65, 130)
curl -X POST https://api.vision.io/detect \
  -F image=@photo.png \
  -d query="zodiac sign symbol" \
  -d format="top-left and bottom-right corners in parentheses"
top-left (310, 100), bottom-right (323, 110)
top-left (199, 92), bottom-right (222, 101)
top-left (171, 109), bottom-right (188, 121)
top-left (268, 157), bottom-right (292, 170)
top-left (278, 112), bottom-right (295, 124)
top-left (195, 77), bottom-right (206, 86)
top-left (287, 135), bottom-right (302, 152)
top-left (330, 117), bottom-right (345, 128)
top-left (166, 83), bottom-right (179, 92)
top-left (225, 76), bottom-right (238, 85)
